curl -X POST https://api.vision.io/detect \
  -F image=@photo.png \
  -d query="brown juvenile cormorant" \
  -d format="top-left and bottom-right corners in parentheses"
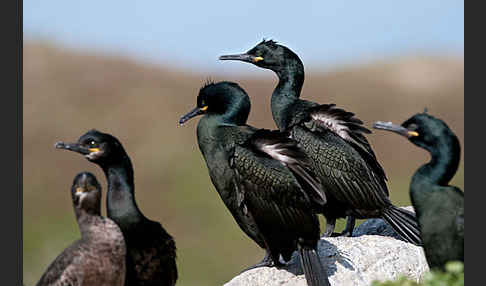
top-left (55, 131), bottom-right (178, 286)
top-left (373, 112), bottom-right (464, 270)
top-left (36, 172), bottom-right (126, 286)
top-left (180, 81), bottom-right (330, 286)
top-left (219, 40), bottom-right (421, 245)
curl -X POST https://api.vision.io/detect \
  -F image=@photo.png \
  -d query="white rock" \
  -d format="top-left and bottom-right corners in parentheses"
top-left (225, 207), bottom-right (428, 286)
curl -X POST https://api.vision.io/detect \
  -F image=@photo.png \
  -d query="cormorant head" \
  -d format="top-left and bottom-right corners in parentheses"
top-left (219, 39), bottom-right (303, 73)
top-left (56, 129), bottom-right (129, 166)
top-left (179, 81), bottom-right (251, 125)
top-left (71, 172), bottom-right (101, 215)
top-left (373, 112), bottom-right (459, 152)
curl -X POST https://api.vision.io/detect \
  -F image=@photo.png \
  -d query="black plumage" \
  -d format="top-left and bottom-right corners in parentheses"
top-left (373, 112), bottom-right (464, 270)
top-left (37, 172), bottom-right (126, 286)
top-left (220, 40), bottom-right (421, 245)
top-left (55, 132), bottom-right (177, 286)
top-left (180, 81), bottom-right (330, 286)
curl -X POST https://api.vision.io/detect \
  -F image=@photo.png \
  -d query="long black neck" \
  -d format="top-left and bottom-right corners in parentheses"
top-left (410, 135), bottom-right (461, 199)
top-left (271, 58), bottom-right (305, 130)
top-left (101, 156), bottom-right (145, 230)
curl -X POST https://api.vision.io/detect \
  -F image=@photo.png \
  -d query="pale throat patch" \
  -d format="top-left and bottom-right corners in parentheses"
top-left (85, 149), bottom-right (103, 160)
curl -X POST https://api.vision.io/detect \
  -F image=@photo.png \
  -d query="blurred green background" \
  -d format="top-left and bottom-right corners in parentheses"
top-left (23, 40), bottom-right (463, 285)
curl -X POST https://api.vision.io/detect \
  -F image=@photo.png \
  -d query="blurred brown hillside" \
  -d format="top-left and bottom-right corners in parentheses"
top-left (24, 41), bottom-right (464, 286)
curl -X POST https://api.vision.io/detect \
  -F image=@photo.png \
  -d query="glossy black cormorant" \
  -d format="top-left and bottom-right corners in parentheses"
top-left (180, 81), bottom-right (330, 286)
top-left (36, 172), bottom-right (126, 286)
top-left (373, 112), bottom-right (464, 270)
top-left (55, 131), bottom-right (178, 286)
top-left (219, 40), bottom-right (422, 245)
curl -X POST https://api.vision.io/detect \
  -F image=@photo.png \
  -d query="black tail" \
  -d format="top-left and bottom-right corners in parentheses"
top-left (298, 245), bottom-right (331, 286)
top-left (382, 206), bottom-right (422, 246)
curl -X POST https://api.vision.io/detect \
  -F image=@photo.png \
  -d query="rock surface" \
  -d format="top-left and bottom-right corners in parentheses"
top-left (225, 207), bottom-right (428, 286)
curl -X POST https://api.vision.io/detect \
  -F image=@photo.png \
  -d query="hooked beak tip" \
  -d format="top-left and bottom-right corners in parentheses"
top-left (55, 141), bottom-right (66, 149)
top-left (178, 116), bottom-right (190, 126)
top-left (372, 121), bottom-right (415, 138)
top-left (179, 107), bottom-right (204, 126)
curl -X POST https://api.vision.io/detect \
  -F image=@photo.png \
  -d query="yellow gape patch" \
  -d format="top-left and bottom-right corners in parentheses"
top-left (76, 187), bottom-right (84, 193)
top-left (408, 131), bottom-right (419, 137)
top-left (201, 106), bottom-right (208, 111)
top-left (89, 148), bottom-right (101, 153)
top-left (253, 56), bottom-right (264, 63)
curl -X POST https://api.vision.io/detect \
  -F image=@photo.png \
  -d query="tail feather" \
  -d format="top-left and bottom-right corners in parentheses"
top-left (382, 206), bottom-right (422, 246)
top-left (299, 246), bottom-right (331, 286)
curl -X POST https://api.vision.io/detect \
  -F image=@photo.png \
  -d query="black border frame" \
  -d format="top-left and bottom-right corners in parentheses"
top-left (1, 0), bottom-right (22, 284)
top-left (17, 1), bottom-right (467, 285)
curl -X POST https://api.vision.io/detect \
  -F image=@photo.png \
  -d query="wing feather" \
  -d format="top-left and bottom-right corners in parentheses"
top-left (248, 129), bottom-right (326, 207)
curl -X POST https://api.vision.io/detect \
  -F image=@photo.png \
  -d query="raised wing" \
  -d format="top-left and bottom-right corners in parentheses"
top-left (307, 104), bottom-right (375, 156)
top-left (298, 103), bottom-right (388, 194)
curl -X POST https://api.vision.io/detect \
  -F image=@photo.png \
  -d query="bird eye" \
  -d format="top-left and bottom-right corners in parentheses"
top-left (89, 140), bottom-right (97, 146)
top-left (408, 123), bottom-right (419, 131)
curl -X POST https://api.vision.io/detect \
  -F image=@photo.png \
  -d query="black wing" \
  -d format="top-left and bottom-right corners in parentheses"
top-left (230, 129), bottom-right (321, 260)
top-left (283, 102), bottom-right (391, 212)
top-left (308, 104), bottom-right (373, 154)
top-left (307, 104), bottom-right (387, 183)
top-left (126, 220), bottom-right (178, 286)
top-left (292, 124), bottom-right (390, 212)
top-left (248, 129), bottom-right (326, 207)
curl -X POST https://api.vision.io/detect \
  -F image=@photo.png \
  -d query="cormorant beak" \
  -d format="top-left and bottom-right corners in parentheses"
top-left (75, 183), bottom-right (94, 194)
top-left (55, 141), bottom-right (91, 155)
top-left (373, 121), bottom-right (419, 138)
top-left (75, 173), bottom-right (94, 192)
top-left (219, 53), bottom-right (263, 64)
top-left (179, 106), bottom-right (207, 125)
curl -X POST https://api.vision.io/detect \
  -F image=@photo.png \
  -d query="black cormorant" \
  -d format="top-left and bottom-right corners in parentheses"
top-left (55, 131), bottom-right (178, 286)
top-left (373, 112), bottom-right (464, 270)
top-left (219, 40), bottom-right (421, 245)
top-left (36, 172), bottom-right (126, 286)
top-left (180, 81), bottom-right (330, 286)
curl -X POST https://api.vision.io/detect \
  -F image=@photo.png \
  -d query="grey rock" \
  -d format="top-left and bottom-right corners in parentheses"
top-left (351, 206), bottom-right (415, 240)
top-left (225, 206), bottom-right (428, 286)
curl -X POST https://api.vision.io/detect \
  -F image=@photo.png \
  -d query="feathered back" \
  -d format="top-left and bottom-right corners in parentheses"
top-left (307, 104), bottom-right (387, 182)
top-left (248, 129), bottom-right (326, 207)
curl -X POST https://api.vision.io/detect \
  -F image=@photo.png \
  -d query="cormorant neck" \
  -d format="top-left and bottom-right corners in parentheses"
top-left (411, 135), bottom-right (461, 192)
top-left (222, 102), bottom-right (250, 126)
top-left (271, 60), bottom-right (305, 131)
top-left (75, 209), bottom-right (101, 239)
top-left (101, 157), bottom-right (145, 228)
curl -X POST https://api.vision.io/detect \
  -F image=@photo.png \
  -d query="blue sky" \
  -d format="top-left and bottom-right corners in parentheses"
top-left (24, 1), bottom-right (464, 72)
